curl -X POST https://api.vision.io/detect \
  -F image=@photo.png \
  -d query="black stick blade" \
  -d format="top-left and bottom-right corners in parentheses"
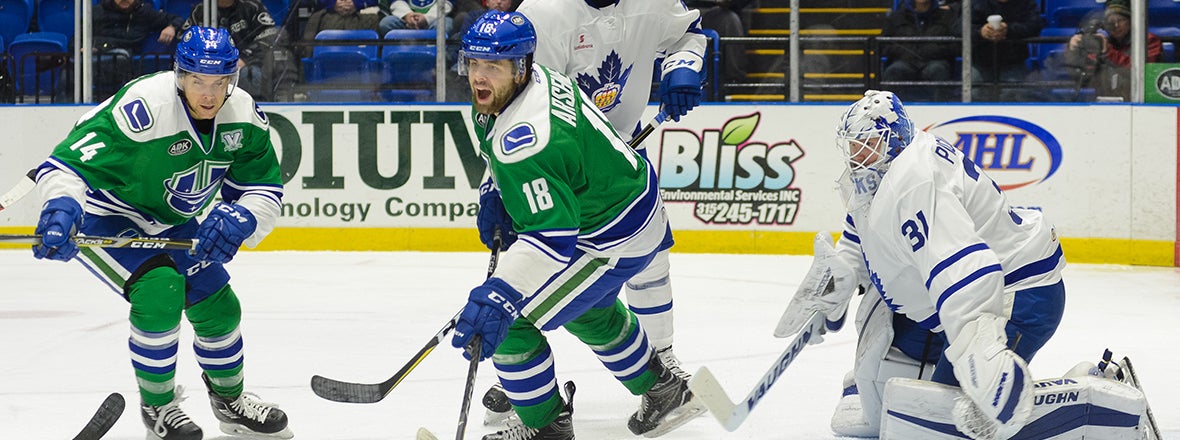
top-left (310, 375), bottom-right (390, 403)
top-left (72, 392), bottom-right (125, 440)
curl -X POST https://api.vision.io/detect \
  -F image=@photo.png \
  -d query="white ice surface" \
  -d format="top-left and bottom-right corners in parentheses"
top-left (0, 250), bottom-right (1176, 439)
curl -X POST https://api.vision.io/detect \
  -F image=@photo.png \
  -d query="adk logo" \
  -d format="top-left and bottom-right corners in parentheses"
top-left (164, 161), bottom-right (231, 216)
top-left (1154, 67), bottom-right (1180, 100)
top-left (925, 116), bottom-right (1063, 191)
top-left (657, 112), bottom-right (804, 225)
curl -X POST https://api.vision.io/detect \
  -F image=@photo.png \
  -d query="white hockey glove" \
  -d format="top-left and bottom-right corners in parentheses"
top-left (946, 314), bottom-right (1034, 440)
top-left (774, 232), bottom-right (858, 340)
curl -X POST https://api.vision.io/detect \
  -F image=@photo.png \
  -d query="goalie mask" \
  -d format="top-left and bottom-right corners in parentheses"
top-left (835, 90), bottom-right (913, 211)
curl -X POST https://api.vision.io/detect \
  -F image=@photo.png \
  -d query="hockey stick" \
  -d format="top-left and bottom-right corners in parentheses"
top-left (311, 231), bottom-right (504, 404)
top-left (0, 169), bottom-right (37, 212)
top-left (0, 234), bottom-right (197, 251)
top-left (629, 109), bottom-right (669, 150)
top-left (71, 392), bottom-right (125, 440)
top-left (688, 311), bottom-right (826, 431)
top-left (454, 335), bottom-right (483, 440)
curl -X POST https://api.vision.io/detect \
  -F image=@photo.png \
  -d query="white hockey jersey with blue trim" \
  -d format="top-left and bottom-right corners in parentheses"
top-left (517, 0), bottom-right (705, 140)
top-left (837, 130), bottom-right (1064, 343)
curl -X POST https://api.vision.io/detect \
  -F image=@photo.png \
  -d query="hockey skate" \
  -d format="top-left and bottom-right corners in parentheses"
top-left (482, 395), bottom-right (574, 440)
top-left (141, 386), bottom-right (202, 440)
top-left (484, 380), bottom-right (575, 427)
top-left (655, 346), bottom-right (691, 382)
top-left (483, 382), bottom-right (515, 426)
top-left (1097, 350), bottom-right (1162, 440)
top-left (628, 355), bottom-right (706, 437)
top-left (202, 374), bottom-right (293, 439)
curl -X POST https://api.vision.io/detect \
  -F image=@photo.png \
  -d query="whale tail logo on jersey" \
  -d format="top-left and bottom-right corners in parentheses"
top-left (576, 51), bottom-right (632, 113)
top-left (164, 161), bottom-right (231, 216)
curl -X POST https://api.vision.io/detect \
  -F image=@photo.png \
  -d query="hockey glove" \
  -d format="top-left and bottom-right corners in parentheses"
top-left (947, 313), bottom-right (1034, 440)
top-left (33, 197), bottom-right (83, 261)
top-left (774, 232), bottom-right (858, 340)
top-left (658, 67), bottom-right (703, 122)
top-left (477, 180), bottom-right (517, 251)
top-left (452, 278), bottom-right (522, 361)
top-left (193, 203), bottom-right (257, 264)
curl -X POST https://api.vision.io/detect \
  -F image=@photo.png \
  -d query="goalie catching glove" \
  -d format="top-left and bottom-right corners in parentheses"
top-left (774, 232), bottom-right (858, 339)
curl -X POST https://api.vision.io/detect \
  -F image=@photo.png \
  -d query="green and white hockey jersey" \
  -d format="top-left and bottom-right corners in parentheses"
top-left (37, 71), bottom-right (283, 246)
top-left (474, 63), bottom-right (667, 301)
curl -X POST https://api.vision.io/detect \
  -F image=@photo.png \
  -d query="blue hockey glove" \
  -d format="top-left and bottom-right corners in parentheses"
top-left (193, 203), bottom-right (257, 264)
top-left (452, 279), bottom-right (522, 361)
top-left (477, 181), bottom-right (517, 251)
top-left (659, 67), bottom-right (703, 122)
top-left (33, 197), bottom-right (83, 261)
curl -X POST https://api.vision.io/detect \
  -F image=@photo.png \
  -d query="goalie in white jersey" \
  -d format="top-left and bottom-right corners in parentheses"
top-left (778, 91), bottom-right (1068, 439)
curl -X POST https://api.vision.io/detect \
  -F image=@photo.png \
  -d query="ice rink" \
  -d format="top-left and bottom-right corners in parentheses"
top-left (0, 249), bottom-right (1176, 439)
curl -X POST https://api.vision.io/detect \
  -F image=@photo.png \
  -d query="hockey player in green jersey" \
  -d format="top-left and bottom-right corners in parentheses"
top-left (448, 11), bottom-right (706, 440)
top-left (31, 26), bottom-right (291, 440)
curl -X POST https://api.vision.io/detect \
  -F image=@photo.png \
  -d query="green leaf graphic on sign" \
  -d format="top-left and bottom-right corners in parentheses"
top-left (721, 113), bottom-right (760, 145)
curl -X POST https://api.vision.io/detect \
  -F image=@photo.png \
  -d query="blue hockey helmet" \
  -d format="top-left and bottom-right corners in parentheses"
top-left (835, 90), bottom-right (914, 171)
top-left (458, 11), bottom-right (536, 76)
top-left (175, 26), bottom-right (239, 76)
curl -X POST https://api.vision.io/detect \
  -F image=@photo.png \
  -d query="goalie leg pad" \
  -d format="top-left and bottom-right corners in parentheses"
top-left (882, 375), bottom-right (1148, 440)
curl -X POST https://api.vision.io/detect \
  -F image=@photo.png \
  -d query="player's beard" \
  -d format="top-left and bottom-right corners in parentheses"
top-left (471, 77), bottom-right (522, 115)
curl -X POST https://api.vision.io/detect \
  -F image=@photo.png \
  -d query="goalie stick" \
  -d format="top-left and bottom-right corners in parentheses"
top-left (0, 169), bottom-right (37, 212)
top-left (1104, 353), bottom-right (1162, 440)
top-left (688, 310), bottom-right (826, 431)
top-left (311, 231), bottom-right (504, 404)
top-left (0, 234), bottom-right (197, 251)
top-left (72, 392), bottom-right (125, 440)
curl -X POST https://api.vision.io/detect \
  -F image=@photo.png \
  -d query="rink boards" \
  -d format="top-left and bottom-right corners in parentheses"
top-left (0, 103), bottom-right (1176, 266)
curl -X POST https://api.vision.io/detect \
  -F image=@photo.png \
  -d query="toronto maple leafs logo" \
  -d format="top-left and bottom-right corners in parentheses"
top-left (576, 51), bottom-right (632, 113)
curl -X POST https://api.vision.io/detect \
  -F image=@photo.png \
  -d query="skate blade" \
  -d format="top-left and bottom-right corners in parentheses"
top-left (643, 398), bottom-right (707, 438)
top-left (219, 422), bottom-right (294, 439)
top-left (483, 408), bottom-right (515, 426)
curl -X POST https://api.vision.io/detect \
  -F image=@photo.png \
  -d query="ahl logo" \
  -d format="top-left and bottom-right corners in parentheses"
top-left (576, 51), bottom-right (632, 113)
top-left (657, 112), bottom-right (804, 225)
top-left (1154, 67), bottom-right (1180, 100)
top-left (168, 139), bottom-right (192, 156)
top-left (925, 115), bottom-right (1063, 191)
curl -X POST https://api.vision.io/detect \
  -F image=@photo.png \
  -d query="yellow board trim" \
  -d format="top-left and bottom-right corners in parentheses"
top-left (2, 226), bottom-right (1173, 266)
top-left (750, 29), bottom-right (883, 36)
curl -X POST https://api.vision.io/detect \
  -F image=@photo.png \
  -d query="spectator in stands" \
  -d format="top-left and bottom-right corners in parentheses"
top-left (1066, 0), bottom-right (1162, 100)
top-left (880, 0), bottom-right (957, 101)
top-left (378, 0), bottom-right (453, 35)
top-left (686, 0), bottom-right (752, 87)
top-left (960, 0), bottom-right (1044, 101)
top-left (451, 0), bottom-right (511, 41)
top-left (185, 0), bottom-right (299, 101)
top-left (93, 0), bottom-right (186, 99)
top-left (301, 0), bottom-right (382, 57)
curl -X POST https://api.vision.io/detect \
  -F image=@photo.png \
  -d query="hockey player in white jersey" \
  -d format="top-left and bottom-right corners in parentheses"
top-left (777, 90), bottom-right (1069, 440)
top-left (478, 0), bottom-right (707, 424)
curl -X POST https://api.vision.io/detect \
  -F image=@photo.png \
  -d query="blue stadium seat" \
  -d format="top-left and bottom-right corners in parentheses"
top-left (135, 32), bottom-right (175, 75)
top-left (38, 0), bottom-right (75, 37)
top-left (9, 31), bottom-right (68, 98)
top-left (263, 0), bottom-right (289, 25)
top-left (380, 29), bottom-right (436, 102)
top-left (0, 0), bottom-right (33, 50)
top-left (306, 29), bottom-right (380, 102)
top-left (162, 0), bottom-right (199, 21)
